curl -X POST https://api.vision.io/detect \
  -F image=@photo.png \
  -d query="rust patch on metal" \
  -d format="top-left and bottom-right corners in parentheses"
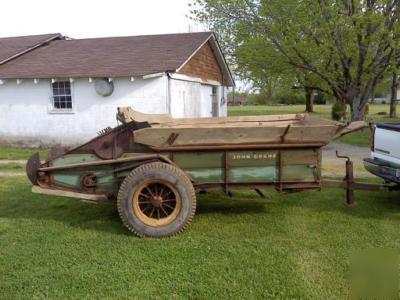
top-left (46, 146), bottom-right (68, 162)
top-left (26, 153), bottom-right (41, 185)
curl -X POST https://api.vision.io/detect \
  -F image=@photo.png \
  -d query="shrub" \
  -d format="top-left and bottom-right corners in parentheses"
top-left (364, 103), bottom-right (370, 116)
top-left (276, 91), bottom-right (305, 105)
top-left (314, 92), bottom-right (327, 104)
top-left (331, 101), bottom-right (347, 121)
top-left (247, 93), bottom-right (269, 105)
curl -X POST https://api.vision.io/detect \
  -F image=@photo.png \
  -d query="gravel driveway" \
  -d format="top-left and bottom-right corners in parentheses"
top-left (322, 143), bottom-right (372, 178)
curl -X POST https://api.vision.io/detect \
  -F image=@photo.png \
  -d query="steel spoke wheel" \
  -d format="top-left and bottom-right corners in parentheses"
top-left (133, 180), bottom-right (182, 227)
top-left (117, 162), bottom-right (196, 237)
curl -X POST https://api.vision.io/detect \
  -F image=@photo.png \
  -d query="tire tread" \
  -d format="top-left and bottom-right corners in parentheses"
top-left (117, 161), bottom-right (196, 238)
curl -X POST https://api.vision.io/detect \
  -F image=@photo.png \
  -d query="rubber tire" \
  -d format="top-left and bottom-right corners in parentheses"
top-left (117, 162), bottom-right (196, 237)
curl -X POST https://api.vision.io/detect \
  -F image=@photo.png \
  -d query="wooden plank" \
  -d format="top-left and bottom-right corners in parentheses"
top-left (32, 185), bottom-right (108, 201)
top-left (321, 180), bottom-right (387, 191)
top-left (120, 106), bottom-right (305, 125)
top-left (133, 125), bottom-right (339, 148)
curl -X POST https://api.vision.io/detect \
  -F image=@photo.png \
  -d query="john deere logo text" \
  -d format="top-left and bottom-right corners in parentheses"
top-left (231, 153), bottom-right (276, 160)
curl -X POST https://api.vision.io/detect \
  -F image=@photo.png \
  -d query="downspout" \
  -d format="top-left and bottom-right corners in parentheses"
top-left (166, 72), bottom-right (171, 114)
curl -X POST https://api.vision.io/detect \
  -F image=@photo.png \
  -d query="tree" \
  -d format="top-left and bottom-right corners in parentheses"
top-left (191, 0), bottom-right (400, 120)
top-left (191, 2), bottom-right (328, 111)
top-left (390, 71), bottom-right (398, 117)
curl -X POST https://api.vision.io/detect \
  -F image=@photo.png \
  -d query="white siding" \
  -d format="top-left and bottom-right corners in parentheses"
top-left (169, 78), bottom-right (228, 118)
top-left (0, 74), bottom-right (229, 146)
top-left (0, 76), bottom-right (168, 146)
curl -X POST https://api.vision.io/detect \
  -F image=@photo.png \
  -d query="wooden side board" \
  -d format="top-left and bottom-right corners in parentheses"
top-left (133, 125), bottom-right (340, 148)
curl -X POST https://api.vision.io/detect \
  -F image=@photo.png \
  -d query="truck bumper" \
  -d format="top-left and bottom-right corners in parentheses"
top-left (364, 158), bottom-right (400, 184)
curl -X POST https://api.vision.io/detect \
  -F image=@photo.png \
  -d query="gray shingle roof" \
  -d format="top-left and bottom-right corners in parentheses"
top-left (0, 32), bottom-right (214, 79)
top-left (0, 33), bottom-right (62, 64)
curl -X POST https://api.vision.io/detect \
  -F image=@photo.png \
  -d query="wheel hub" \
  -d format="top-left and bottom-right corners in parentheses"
top-left (151, 195), bottom-right (163, 208)
top-left (132, 180), bottom-right (182, 227)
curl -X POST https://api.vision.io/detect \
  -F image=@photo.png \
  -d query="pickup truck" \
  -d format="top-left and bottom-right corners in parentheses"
top-left (364, 123), bottom-right (400, 185)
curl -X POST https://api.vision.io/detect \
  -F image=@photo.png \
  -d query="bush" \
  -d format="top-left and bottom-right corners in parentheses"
top-left (247, 93), bottom-right (269, 105)
top-left (314, 92), bottom-right (327, 104)
top-left (331, 101), bottom-right (347, 121)
top-left (364, 103), bottom-right (369, 116)
top-left (276, 91), bottom-right (305, 105)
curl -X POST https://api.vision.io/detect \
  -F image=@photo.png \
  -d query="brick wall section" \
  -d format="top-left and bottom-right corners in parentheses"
top-left (178, 41), bottom-right (227, 85)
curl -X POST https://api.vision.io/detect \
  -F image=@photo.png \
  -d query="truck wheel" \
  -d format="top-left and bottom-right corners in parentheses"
top-left (117, 162), bottom-right (196, 237)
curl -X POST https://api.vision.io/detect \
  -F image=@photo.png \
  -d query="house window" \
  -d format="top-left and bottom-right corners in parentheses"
top-left (52, 81), bottom-right (72, 110)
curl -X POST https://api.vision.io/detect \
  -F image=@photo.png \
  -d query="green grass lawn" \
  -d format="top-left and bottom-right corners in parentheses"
top-left (0, 162), bottom-right (24, 172)
top-left (228, 104), bottom-right (400, 147)
top-left (0, 105), bottom-right (399, 298)
top-left (0, 146), bottom-right (47, 160)
top-left (1, 176), bottom-right (399, 298)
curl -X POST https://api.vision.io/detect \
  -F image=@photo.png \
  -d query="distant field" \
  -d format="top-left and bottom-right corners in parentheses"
top-left (229, 104), bottom-right (400, 147)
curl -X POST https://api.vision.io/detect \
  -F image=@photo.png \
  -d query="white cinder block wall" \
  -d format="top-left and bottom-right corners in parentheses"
top-left (169, 78), bottom-right (228, 118)
top-left (0, 74), bottom-right (229, 146)
top-left (0, 76), bottom-right (168, 146)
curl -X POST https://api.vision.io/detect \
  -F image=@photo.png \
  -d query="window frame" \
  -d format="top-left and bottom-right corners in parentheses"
top-left (48, 80), bottom-right (75, 114)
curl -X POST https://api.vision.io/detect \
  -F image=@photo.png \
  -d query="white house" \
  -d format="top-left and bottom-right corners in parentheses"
top-left (370, 88), bottom-right (400, 104)
top-left (0, 32), bottom-right (234, 146)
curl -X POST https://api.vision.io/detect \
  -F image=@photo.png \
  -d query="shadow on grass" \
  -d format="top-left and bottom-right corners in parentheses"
top-left (0, 181), bottom-right (130, 236)
top-left (278, 187), bottom-right (400, 220)
top-left (197, 198), bottom-right (267, 215)
top-left (1, 178), bottom-right (399, 236)
top-left (0, 180), bottom-right (269, 235)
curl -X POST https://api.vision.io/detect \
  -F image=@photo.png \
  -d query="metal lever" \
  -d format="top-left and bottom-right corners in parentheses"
top-left (335, 151), bottom-right (356, 207)
top-left (336, 151), bottom-right (350, 162)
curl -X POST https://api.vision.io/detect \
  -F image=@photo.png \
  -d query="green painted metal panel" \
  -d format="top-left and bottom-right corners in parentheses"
top-left (227, 151), bottom-right (278, 183)
top-left (173, 152), bottom-right (223, 169)
top-left (52, 154), bottom-right (100, 167)
top-left (282, 165), bottom-right (317, 181)
top-left (53, 172), bottom-right (81, 188)
top-left (49, 148), bottom-right (320, 190)
top-left (229, 166), bottom-right (277, 182)
top-left (228, 151), bottom-right (278, 167)
top-left (184, 169), bottom-right (224, 183)
top-left (174, 153), bottom-right (224, 183)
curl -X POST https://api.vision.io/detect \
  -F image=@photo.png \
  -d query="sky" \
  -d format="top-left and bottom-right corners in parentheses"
top-left (0, 0), bottom-right (246, 90)
top-left (0, 0), bottom-right (203, 38)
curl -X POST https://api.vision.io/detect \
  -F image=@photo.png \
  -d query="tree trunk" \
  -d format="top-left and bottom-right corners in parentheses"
top-left (348, 93), bottom-right (366, 121)
top-left (390, 71), bottom-right (398, 118)
top-left (349, 106), bottom-right (364, 121)
top-left (305, 87), bottom-right (314, 112)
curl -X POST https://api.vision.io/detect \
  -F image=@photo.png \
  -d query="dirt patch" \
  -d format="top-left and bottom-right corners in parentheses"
top-left (0, 160), bottom-right (26, 164)
top-left (0, 172), bottom-right (25, 177)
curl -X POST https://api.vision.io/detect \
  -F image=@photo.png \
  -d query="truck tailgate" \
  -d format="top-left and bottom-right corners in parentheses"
top-left (372, 124), bottom-right (400, 165)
